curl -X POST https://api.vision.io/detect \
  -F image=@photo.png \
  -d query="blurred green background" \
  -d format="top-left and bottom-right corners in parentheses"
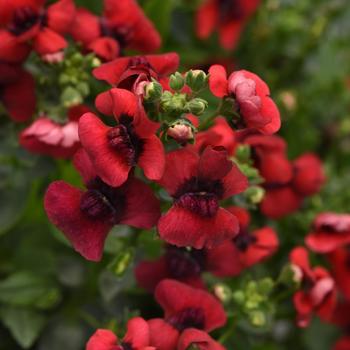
top-left (1, 0), bottom-right (350, 349)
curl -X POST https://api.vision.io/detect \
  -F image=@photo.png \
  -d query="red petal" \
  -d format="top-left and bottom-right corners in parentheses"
top-left (108, 88), bottom-right (138, 118)
top-left (158, 206), bottom-right (239, 249)
top-left (178, 328), bottom-right (226, 350)
top-left (221, 163), bottom-right (248, 199)
top-left (293, 291), bottom-right (313, 328)
top-left (2, 70), bottom-right (35, 122)
top-left (88, 37), bottom-right (120, 61)
top-left (148, 318), bottom-right (179, 350)
top-left (47, 0), bottom-right (75, 34)
top-left (93, 57), bottom-right (130, 85)
top-left (155, 279), bottom-right (227, 332)
top-left (124, 317), bottom-right (150, 348)
top-left (261, 187), bottom-right (302, 219)
top-left (157, 147), bottom-right (199, 197)
top-left (72, 148), bottom-right (97, 184)
top-left (33, 28), bottom-right (67, 55)
top-left (334, 337), bottom-right (350, 350)
top-left (120, 177), bottom-right (160, 229)
top-left (195, 0), bottom-right (218, 39)
top-left (226, 206), bottom-right (250, 228)
top-left (138, 135), bottom-right (165, 181)
top-left (289, 246), bottom-right (314, 280)
top-left (78, 113), bottom-right (130, 187)
top-left (44, 181), bottom-right (111, 261)
top-left (240, 70), bottom-right (270, 96)
top-left (218, 20), bottom-right (244, 51)
top-left (86, 329), bottom-right (118, 350)
top-left (329, 248), bottom-right (350, 300)
top-left (306, 231), bottom-right (350, 254)
top-left (259, 153), bottom-right (293, 184)
top-left (0, 30), bottom-right (30, 63)
top-left (257, 97), bottom-right (281, 134)
top-left (208, 65), bottom-right (228, 98)
top-left (145, 52), bottom-right (180, 76)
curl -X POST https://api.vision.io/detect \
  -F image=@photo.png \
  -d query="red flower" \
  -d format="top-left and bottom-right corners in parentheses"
top-left (79, 88), bottom-right (165, 187)
top-left (196, 0), bottom-right (261, 50)
top-left (44, 148), bottom-right (160, 261)
top-left (0, 0), bottom-right (75, 61)
top-left (289, 247), bottom-right (337, 327)
top-left (148, 279), bottom-right (226, 350)
top-left (333, 337), bottom-right (350, 350)
top-left (19, 105), bottom-right (89, 158)
top-left (157, 146), bottom-right (248, 249)
top-left (86, 317), bottom-right (155, 350)
top-left (209, 66), bottom-right (280, 134)
top-left (93, 53), bottom-right (179, 95)
top-left (195, 117), bottom-right (237, 155)
top-left (306, 213), bottom-right (350, 253)
top-left (0, 62), bottom-right (35, 121)
top-left (71, 0), bottom-right (161, 61)
top-left (329, 248), bottom-right (350, 301)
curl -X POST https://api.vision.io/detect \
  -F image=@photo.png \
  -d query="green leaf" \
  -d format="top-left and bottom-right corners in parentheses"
top-left (0, 272), bottom-right (60, 309)
top-left (0, 307), bottom-right (46, 349)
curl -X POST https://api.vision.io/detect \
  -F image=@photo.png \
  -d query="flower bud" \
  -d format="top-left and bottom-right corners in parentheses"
top-left (235, 144), bottom-right (251, 163)
top-left (278, 264), bottom-right (302, 288)
top-left (185, 98), bottom-right (208, 115)
top-left (161, 93), bottom-right (187, 117)
top-left (185, 69), bottom-right (208, 91)
top-left (244, 186), bottom-right (265, 204)
top-left (249, 310), bottom-right (267, 327)
top-left (167, 120), bottom-right (195, 144)
top-left (144, 81), bottom-right (163, 101)
top-left (169, 72), bottom-right (185, 91)
top-left (214, 284), bottom-right (232, 304)
top-left (61, 87), bottom-right (83, 108)
top-left (108, 249), bottom-right (134, 277)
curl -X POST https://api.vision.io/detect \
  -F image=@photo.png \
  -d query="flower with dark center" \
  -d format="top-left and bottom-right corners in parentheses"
top-left (196, 0), bottom-right (261, 50)
top-left (233, 228), bottom-right (257, 252)
top-left (93, 53), bottom-right (179, 95)
top-left (86, 317), bottom-right (153, 350)
top-left (148, 279), bottom-right (227, 350)
top-left (44, 148), bottom-right (160, 261)
top-left (0, 0), bottom-right (75, 61)
top-left (289, 247), bottom-right (336, 328)
top-left (70, 0), bottom-right (161, 61)
top-left (306, 213), bottom-right (350, 254)
top-left (79, 88), bottom-right (165, 187)
top-left (157, 146), bottom-right (247, 249)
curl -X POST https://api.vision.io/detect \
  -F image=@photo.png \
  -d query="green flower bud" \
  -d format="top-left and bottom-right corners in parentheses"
top-left (232, 290), bottom-right (245, 305)
top-left (244, 186), bottom-right (265, 205)
top-left (185, 70), bottom-right (208, 92)
top-left (214, 284), bottom-right (232, 304)
top-left (161, 93), bottom-right (187, 117)
top-left (144, 81), bottom-right (163, 101)
top-left (278, 264), bottom-right (302, 288)
top-left (169, 72), bottom-right (185, 91)
top-left (61, 87), bottom-right (83, 108)
top-left (108, 249), bottom-right (134, 277)
top-left (258, 278), bottom-right (274, 295)
top-left (185, 98), bottom-right (208, 115)
top-left (249, 310), bottom-right (266, 327)
top-left (235, 145), bottom-right (251, 163)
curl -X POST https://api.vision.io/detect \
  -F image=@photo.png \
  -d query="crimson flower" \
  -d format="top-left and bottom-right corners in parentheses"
top-left (333, 337), bottom-right (350, 350)
top-left (306, 213), bottom-right (350, 253)
top-left (209, 66), bottom-right (280, 134)
top-left (44, 148), bottom-right (160, 261)
top-left (70, 0), bottom-right (161, 61)
top-left (86, 317), bottom-right (155, 350)
top-left (79, 88), bottom-right (165, 187)
top-left (19, 105), bottom-right (88, 158)
top-left (289, 247), bottom-right (337, 328)
top-left (0, 0), bottom-right (75, 62)
top-left (148, 279), bottom-right (226, 350)
top-left (0, 62), bottom-right (35, 121)
top-left (93, 53), bottom-right (179, 95)
top-left (196, 0), bottom-right (261, 50)
top-left (157, 146), bottom-right (248, 249)
top-left (329, 248), bottom-right (350, 301)
top-left (331, 302), bottom-right (350, 350)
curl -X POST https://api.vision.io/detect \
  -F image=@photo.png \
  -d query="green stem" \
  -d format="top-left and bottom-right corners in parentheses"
top-left (199, 99), bottom-right (224, 131)
top-left (218, 316), bottom-right (236, 344)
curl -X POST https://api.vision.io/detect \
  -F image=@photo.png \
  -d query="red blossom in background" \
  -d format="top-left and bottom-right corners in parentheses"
top-left (148, 279), bottom-right (227, 350)
top-left (196, 0), bottom-right (261, 50)
top-left (209, 66), bottom-right (281, 134)
top-left (86, 317), bottom-right (155, 350)
top-left (329, 248), bottom-right (350, 300)
top-left (44, 149), bottom-right (160, 261)
top-left (157, 146), bottom-right (248, 249)
top-left (289, 247), bottom-right (337, 327)
top-left (0, 0), bottom-right (75, 62)
top-left (70, 0), bottom-right (161, 61)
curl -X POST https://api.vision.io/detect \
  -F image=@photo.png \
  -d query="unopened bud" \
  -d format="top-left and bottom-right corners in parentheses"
top-left (244, 186), bottom-right (265, 204)
top-left (169, 72), bottom-right (185, 91)
top-left (167, 120), bottom-right (194, 144)
top-left (235, 145), bottom-right (251, 163)
top-left (278, 264), bottom-right (302, 288)
top-left (161, 93), bottom-right (187, 117)
top-left (250, 310), bottom-right (266, 327)
top-left (185, 98), bottom-right (208, 115)
top-left (61, 87), bottom-right (83, 108)
top-left (185, 70), bottom-right (208, 92)
top-left (214, 284), bottom-right (232, 304)
top-left (144, 81), bottom-right (163, 101)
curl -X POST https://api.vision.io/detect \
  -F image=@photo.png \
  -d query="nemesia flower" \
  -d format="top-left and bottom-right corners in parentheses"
top-left (0, 62), bottom-right (35, 121)
top-left (331, 302), bottom-right (350, 350)
top-left (79, 88), bottom-right (165, 187)
top-left (44, 148), bottom-right (160, 261)
top-left (333, 337), bottom-right (350, 350)
top-left (157, 146), bottom-right (248, 249)
top-left (0, 0), bottom-right (75, 61)
top-left (148, 279), bottom-right (226, 350)
top-left (306, 213), bottom-right (350, 253)
top-left (196, 0), bottom-right (261, 50)
top-left (86, 317), bottom-right (155, 350)
top-left (19, 105), bottom-right (88, 158)
top-left (93, 53), bottom-right (179, 95)
top-left (195, 117), bottom-right (237, 155)
top-left (70, 0), bottom-right (161, 61)
top-left (289, 247), bottom-right (337, 327)
top-left (209, 66), bottom-right (280, 134)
